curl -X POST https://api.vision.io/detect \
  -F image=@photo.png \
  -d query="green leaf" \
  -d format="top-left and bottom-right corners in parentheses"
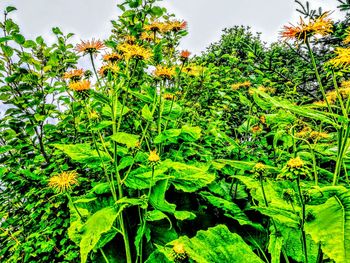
top-left (110, 132), bottom-right (139, 148)
top-left (150, 180), bottom-right (176, 213)
top-left (201, 192), bottom-right (263, 231)
top-left (174, 211), bottom-right (196, 221)
top-left (305, 189), bottom-right (350, 263)
top-left (162, 160), bottom-right (215, 192)
top-left (146, 225), bottom-right (264, 263)
top-left (268, 231), bottom-right (283, 263)
top-left (1, 45), bottom-right (13, 57)
top-left (146, 210), bottom-right (168, 222)
top-left (80, 206), bottom-right (122, 263)
top-left (5, 6), bottom-right (17, 14)
top-left (53, 143), bottom-right (110, 163)
top-left (124, 167), bottom-right (171, 190)
top-left (92, 120), bottom-right (114, 130)
top-left (142, 104), bottom-right (153, 121)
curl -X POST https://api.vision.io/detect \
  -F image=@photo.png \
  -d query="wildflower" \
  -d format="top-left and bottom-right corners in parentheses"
top-left (144, 21), bottom-right (167, 33)
top-left (310, 131), bottom-right (329, 140)
top-left (148, 150), bottom-right (160, 163)
top-left (163, 93), bottom-right (175, 100)
top-left (98, 63), bottom-right (119, 77)
top-left (327, 47), bottom-right (350, 68)
top-left (154, 65), bottom-right (176, 79)
top-left (231, 81), bottom-right (251, 90)
top-left (89, 110), bottom-right (99, 119)
top-left (68, 79), bottom-right (91, 92)
top-left (257, 86), bottom-right (276, 94)
top-left (183, 65), bottom-right (203, 77)
top-left (75, 39), bottom-right (105, 55)
top-left (313, 100), bottom-right (327, 107)
top-left (118, 43), bottom-right (152, 61)
top-left (165, 20), bottom-right (187, 32)
top-left (325, 90), bottom-right (338, 104)
top-left (103, 52), bottom-right (122, 63)
top-left (124, 35), bottom-right (136, 44)
top-left (280, 12), bottom-right (333, 42)
top-left (260, 115), bottom-right (266, 124)
top-left (287, 156), bottom-right (304, 169)
top-left (172, 242), bottom-right (187, 262)
top-left (63, 69), bottom-right (84, 82)
top-left (251, 125), bottom-right (262, 133)
top-left (180, 50), bottom-right (191, 62)
top-left (253, 163), bottom-right (267, 178)
top-left (140, 31), bottom-right (154, 42)
top-left (48, 171), bottom-right (78, 193)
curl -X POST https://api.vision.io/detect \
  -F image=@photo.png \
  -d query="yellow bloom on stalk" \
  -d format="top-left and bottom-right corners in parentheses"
top-left (118, 43), bottom-right (152, 61)
top-left (280, 12), bottom-right (333, 42)
top-left (251, 125), bottom-right (262, 133)
top-left (164, 20), bottom-right (187, 32)
top-left (325, 90), bottom-right (338, 104)
top-left (258, 86), bottom-right (276, 94)
top-left (140, 31), bottom-right (154, 42)
top-left (287, 157), bottom-right (304, 169)
top-left (163, 93), bottom-right (175, 100)
top-left (254, 162), bottom-right (266, 172)
top-left (98, 63), bottom-right (119, 77)
top-left (327, 47), bottom-right (350, 68)
top-left (183, 65), bottom-right (203, 77)
top-left (310, 131), bottom-right (329, 140)
top-left (154, 65), bottom-right (176, 79)
top-left (48, 171), bottom-right (78, 193)
top-left (173, 242), bottom-right (186, 255)
top-left (296, 126), bottom-right (311, 138)
top-left (231, 81), bottom-right (251, 90)
top-left (148, 150), bottom-right (160, 163)
top-left (144, 21), bottom-right (166, 32)
top-left (103, 52), bottom-right (122, 63)
top-left (68, 79), bottom-right (91, 91)
top-left (63, 69), bottom-right (84, 81)
top-left (75, 39), bottom-right (105, 55)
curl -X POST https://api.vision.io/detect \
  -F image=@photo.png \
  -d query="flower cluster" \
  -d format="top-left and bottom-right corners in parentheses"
top-left (48, 171), bottom-right (78, 193)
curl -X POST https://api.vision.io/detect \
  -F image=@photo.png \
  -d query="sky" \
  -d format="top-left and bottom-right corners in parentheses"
top-left (0, 0), bottom-right (344, 54)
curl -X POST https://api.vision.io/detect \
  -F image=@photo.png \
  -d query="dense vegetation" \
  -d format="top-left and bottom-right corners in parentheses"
top-left (1, 0), bottom-right (350, 262)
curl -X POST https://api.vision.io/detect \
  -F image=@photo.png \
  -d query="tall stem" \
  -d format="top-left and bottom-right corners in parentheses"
top-left (296, 176), bottom-right (308, 263)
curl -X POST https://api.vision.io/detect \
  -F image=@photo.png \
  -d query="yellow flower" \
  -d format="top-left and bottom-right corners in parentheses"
top-left (281, 12), bottom-right (333, 42)
top-left (287, 157), bottom-right (304, 169)
top-left (163, 93), bottom-right (175, 100)
top-left (173, 242), bottom-right (186, 254)
top-left (98, 63), bottom-right (119, 77)
top-left (164, 20), bottom-right (187, 32)
top-left (118, 43), bottom-right (152, 61)
top-left (48, 171), bottom-right (78, 193)
top-left (343, 27), bottom-right (350, 44)
top-left (140, 32), bottom-right (154, 42)
top-left (296, 126), bottom-right (311, 138)
top-left (148, 150), bottom-right (160, 163)
top-left (251, 125), bottom-right (262, 133)
top-left (231, 81), bottom-right (251, 90)
top-left (63, 69), bottom-right (84, 81)
top-left (258, 86), bottom-right (276, 94)
top-left (144, 21), bottom-right (166, 32)
top-left (103, 52), bottom-right (122, 63)
top-left (154, 65), bottom-right (176, 79)
top-left (183, 65), bottom-right (203, 77)
top-left (254, 162), bottom-right (266, 172)
top-left (327, 47), bottom-right (350, 68)
top-left (75, 39), bottom-right (105, 55)
top-left (123, 35), bottom-right (136, 44)
top-left (325, 90), bottom-right (338, 104)
top-left (310, 131), bottom-right (329, 140)
top-left (68, 80), bottom-right (91, 92)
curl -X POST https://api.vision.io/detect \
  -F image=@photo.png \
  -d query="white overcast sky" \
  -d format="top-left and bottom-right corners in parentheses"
top-left (0, 0), bottom-right (343, 54)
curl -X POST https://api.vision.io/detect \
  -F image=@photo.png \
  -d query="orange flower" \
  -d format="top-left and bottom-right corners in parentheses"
top-left (75, 39), bottom-right (105, 55)
top-left (180, 50), bottom-right (191, 61)
top-left (63, 69), bottom-right (84, 81)
top-left (281, 12), bottom-right (333, 42)
top-left (68, 80), bottom-right (91, 91)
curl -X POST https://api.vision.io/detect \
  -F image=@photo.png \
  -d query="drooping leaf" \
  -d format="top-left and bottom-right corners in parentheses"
top-left (110, 132), bottom-right (140, 148)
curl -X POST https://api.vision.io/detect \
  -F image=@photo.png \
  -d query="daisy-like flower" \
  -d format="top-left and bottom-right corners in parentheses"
top-left (163, 93), bottom-right (175, 100)
top-left (75, 39), bottom-right (105, 55)
top-left (144, 21), bottom-right (165, 32)
top-left (48, 171), bottom-right (78, 193)
top-left (148, 150), bottom-right (160, 163)
top-left (327, 47), bottom-right (350, 68)
top-left (254, 162), bottom-right (266, 173)
top-left (103, 52), bottom-right (122, 63)
top-left (98, 63), bottom-right (119, 77)
top-left (63, 69), bottom-right (84, 81)
top-left (154, 65), bottom-right (176, 79)
top-left (180, 50), bottom-right (191, 62)
top-left (183, 65), bottom-right (203, 77)
top-left (280, 12), bottom-right (333, 42)
top-left (231, 81), bottom-right (251, 90)
top-left (287, 156), bottom-right (304, 169)
top-left (310, 131), bottom-right (329, 140)
top-left (68, 79), bottom-right (91, 91)
top-left (118, 43), bottom-right (152, 61)
top-left (140, 32), bottom-right (154, 42)
top-left (251, 125), bottom-right (262, 133)
top-left (164, 20), bottom-right (187, 32)
top-left (123, 35), bottom-right (136, 44)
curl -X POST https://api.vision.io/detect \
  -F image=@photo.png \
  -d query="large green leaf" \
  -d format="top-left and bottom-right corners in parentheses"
top-left (200, 192), bottom-right (263, 231)
top-left (110, 132), bottom-right (140, 148)
top-left (305, 189), bottom-right (350, 263)
top-left (162, 160), bottom-right (215, 192)
top-left (79, 206), bottom-right (122, 263)
top-left (145, 225), bottom-right (264, 263)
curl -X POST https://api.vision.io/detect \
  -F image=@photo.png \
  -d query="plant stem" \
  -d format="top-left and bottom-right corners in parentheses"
top-left (296, 176), bottom-right (308, 263)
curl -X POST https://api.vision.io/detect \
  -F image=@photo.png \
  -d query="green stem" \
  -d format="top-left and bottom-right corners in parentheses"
top-left (100, 248), bottom-right (110, 263)
top-left (89, 52), bottom-right (101, 87)
top-left (296, 176), bottom-right (308, 263)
